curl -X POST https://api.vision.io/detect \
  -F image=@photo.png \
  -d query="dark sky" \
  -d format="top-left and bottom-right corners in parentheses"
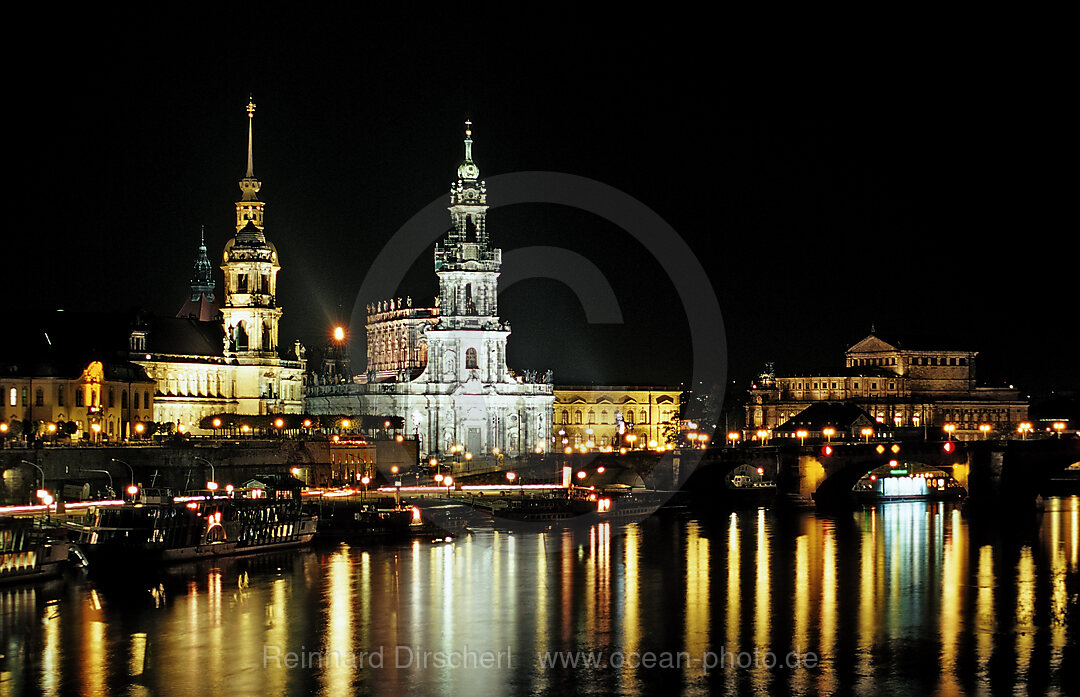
top-left (11, 12), bottom-right (1076, 401)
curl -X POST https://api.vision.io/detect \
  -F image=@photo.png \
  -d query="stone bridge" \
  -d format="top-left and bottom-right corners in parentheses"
top-left (684, 436), bottom-right (1080, 511)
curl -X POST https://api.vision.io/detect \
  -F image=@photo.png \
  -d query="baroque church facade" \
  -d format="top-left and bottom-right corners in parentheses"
top-left (306, 123), bottom-right (554, 458)
top-left (132, 99), bottom-right (306, 432)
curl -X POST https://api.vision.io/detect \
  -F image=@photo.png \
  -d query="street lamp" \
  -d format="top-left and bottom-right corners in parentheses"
top-left (727, 431), bottom-right (740, 447)
top-left (943, 423), bottom-right (956, 440)
top-left (796, 429), bottom-right (808, 446)
top-left (979, 424), bottom-right (991, 440)
top-left (1053, 421), bottom-right (1066, 438)
top-left (1017, 422), bottom-right (1033, 440)
top-left (443, 475), bottom-right (453, 495)
top-left (360, 475), bottom-right (370, 501)
top-left (111, 458), bottom-right (136, 494)
top-left (822, 427), bottom-right (835, 443)
top-left (194, 456), bottom-right (215, 496)
top-left (21, 460), bottom-right (46, 506)
top-left (860, 427), bottom-right (874, 443)
top-left (756, 429), bottom-right (769, 446)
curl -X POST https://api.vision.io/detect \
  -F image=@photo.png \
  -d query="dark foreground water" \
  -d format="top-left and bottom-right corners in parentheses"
top-left (2, 498), bottom-right (1078, 696)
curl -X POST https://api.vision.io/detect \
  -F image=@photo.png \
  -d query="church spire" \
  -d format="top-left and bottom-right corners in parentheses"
top-left (190, 226), bottom-right (214, 299)
top-left (245, 95), bottom-right (256, 178)
top-left (176, 226), bottom-right (220, 321)
top-left (235, 96), bottom-right (264, 231)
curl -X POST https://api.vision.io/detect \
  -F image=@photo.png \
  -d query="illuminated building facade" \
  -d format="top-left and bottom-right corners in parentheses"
top-left (306, 123), bottom-right (553, 458)
top-left (0, 359), bottom-right (155, 441)
top-left (745, 333), bottom-right (1029, 439)
top-left (131, 99), bottom-right (305, 432)
top-left (553, 386), bottom-right (681, 450)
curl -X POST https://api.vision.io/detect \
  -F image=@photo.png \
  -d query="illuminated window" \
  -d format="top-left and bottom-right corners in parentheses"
top-left (21, 388), bottom-right (27, 406)
top-left (237, 274), bottom-right (248, 293)
top-left (561, 410), bottom-right (569, 424)
top-left (575, 410), bottom-right (582, 425)
top-left (465, 348), bottom-right (478, 369)
top-left (587, 410), bottom-right (595, 425)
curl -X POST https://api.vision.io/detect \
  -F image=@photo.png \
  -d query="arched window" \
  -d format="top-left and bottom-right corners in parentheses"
top-left (561, 410), bottom-right (569, 424)
top-left (575, 410), bottom-right (582, 425)
top-left (587, 410), bottom-right (595, 424)
top-left (625, 410), bottom-right (634, 424)
top-left (465, 347), bottom-right (478, 369)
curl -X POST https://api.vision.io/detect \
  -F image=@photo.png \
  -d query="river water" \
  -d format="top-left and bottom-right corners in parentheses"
top-left (2, 498), bottom-right (1078, 696)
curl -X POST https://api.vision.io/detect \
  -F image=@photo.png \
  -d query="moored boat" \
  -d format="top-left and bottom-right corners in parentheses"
top-left (1, 517), bottom-right (79, 584)
top-left (65, 476), bottom-right (317, 568)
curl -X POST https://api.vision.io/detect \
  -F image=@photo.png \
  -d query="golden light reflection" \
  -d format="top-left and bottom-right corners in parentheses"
top-left (854, 514), bottom-right (876, 697)
top-left (684, 522), bottom-right (709, 689)
top-left (975, 545), bottom-right (995, 685)
top-left (264, 578), bottom-right (287, 696)
top-left (85, 615), bottom-right (105, 697)
top-left (1048, 503), bottom-right (1067, 671)
top-left (818, 523), bottom-right (836, 695)
top-left (939, 509), bottom-right (964, 697)
top-left (724, 513), bottom-right (740, 696)
top-left (621, 525), bottom-right (641, 696)
top-left (751, 508), bottom-right (770, 693)
top-left (1015, 546), bottom-right (1035, 689)
top-left (1071, 496), bottom-right (1079, 571)
top-left (321, 548), bottom-right (355, 696)
top-left (792, 533), bottom-right (809, 696)
top-left (129, 632), bottom-right (147, 678)
top-left (42, 600), bottom-right (59, 696)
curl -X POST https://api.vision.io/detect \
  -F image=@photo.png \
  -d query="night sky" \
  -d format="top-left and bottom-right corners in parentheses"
top-left (11, 13), bottom-right (1076, 401)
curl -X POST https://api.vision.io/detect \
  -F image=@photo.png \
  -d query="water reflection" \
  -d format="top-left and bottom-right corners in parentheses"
top-left (1, 497), bottom-right (1078, 696)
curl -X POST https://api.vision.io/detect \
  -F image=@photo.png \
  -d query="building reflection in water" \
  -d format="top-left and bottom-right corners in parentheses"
top-left (0, 496), bottom-right (1078, 696)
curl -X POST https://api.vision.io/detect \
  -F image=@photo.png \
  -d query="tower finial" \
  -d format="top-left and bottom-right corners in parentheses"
top-left (457, 118), bottom-right (479, 181)
top-left (245, 96), bottom-right (256, 178)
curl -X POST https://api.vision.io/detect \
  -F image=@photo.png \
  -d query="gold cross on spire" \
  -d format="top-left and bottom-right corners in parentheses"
top-left (465, 119), bottom-right (472, 138)
top-left (247, 96), bottom-right (256, 118)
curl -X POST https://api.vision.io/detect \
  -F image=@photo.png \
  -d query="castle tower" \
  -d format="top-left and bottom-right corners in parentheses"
top-left (220, 96), bottom-right (282, 357)
top-left (176, 227), bottom-right (221, 321)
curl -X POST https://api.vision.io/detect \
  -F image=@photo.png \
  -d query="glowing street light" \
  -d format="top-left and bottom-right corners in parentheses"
top-left (756, 429), bottom-right (769, 446)
top-left (943, 423), bottom-right (956, 440)
top-left (1017, 422), bottom-right (1033, 440)
top-left (727, 431), bottom-right (740, 447)
top-left (979, 424), bottom-right (991, 440)
top-left (1053, 421), bottom-right (1066, 438)
top-left (796, 429), bottom-right (808, 446)
top-left (860, 427), bottom-right (874, 443)
top-left (822, 427), bottom-right (835, 443)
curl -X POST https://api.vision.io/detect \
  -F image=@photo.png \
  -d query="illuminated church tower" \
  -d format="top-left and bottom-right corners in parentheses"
top-left (176, 226), bottom-right (221, 321)
top-left (220, 97), bottom-right (282, 357)
top-left (309, 121), bottom-right (552, 458)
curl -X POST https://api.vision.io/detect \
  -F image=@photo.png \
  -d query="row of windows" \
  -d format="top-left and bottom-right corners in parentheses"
top-left (786, 380), bottom-right (896, 392)
top-left (558, 409), bottom-right (650, 425)
top-left (851, 355), bottom-right (968, 367)
top-left (3, 385), bottom-right (149, 410)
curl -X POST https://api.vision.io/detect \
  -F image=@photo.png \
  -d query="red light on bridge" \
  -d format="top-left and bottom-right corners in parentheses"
top-left (821, 445), bottom-right (833, 456)
top-left (943, 441), bottom-right (955, 453)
